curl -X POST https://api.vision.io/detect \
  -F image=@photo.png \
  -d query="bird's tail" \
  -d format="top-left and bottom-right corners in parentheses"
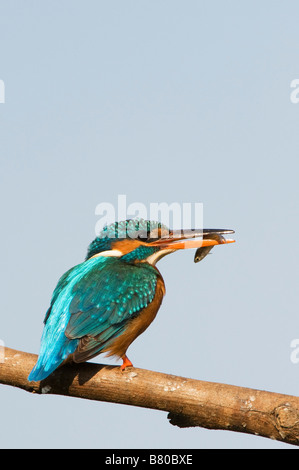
top-left (28, 333), bottom-right (78, 382)
top-left (28, 357), bottom-right (63, 382)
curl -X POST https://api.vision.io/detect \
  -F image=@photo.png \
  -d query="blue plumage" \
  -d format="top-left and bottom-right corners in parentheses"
top-left (28, 251), bottom-right (158, 381)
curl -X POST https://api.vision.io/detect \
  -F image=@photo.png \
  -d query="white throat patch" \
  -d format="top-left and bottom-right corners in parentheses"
top-left (145, 249), bottom-right (174, 266)
top-left (90, 249), bottom-right (123, 259)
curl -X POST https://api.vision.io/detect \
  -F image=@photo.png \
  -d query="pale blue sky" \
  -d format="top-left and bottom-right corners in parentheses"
top-left (1, 1), bottom-right (299, 448)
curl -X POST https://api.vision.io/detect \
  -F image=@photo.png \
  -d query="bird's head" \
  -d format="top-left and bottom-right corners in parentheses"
top-left (86, 218), bottom-right (235, 265)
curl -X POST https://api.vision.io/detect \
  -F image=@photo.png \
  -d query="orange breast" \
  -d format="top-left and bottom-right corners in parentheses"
top-left (103, 276), bottom-right (166, 359)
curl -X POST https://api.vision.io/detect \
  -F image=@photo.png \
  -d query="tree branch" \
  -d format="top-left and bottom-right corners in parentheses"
top-left (1, 347), bottom-right (299, 446)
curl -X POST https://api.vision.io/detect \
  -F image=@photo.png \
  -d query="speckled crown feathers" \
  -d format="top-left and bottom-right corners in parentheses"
top-left (86, 218), bottom-right (169, 260)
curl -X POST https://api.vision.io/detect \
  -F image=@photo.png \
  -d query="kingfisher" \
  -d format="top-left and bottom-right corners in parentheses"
top-left (28, 219), bottom-right (235, 382)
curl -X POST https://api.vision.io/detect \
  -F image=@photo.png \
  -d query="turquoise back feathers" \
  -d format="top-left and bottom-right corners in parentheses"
top-left (28, 219), bottom-right (166, 382)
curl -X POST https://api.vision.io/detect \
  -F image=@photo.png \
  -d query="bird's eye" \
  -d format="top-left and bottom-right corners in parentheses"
top-left (135, 227), bottom-right (166, 243)
top-left (136, 232), bottom-right (151, 242)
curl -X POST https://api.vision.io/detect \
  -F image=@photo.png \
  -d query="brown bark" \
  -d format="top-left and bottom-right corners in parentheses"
top-left (1, 347), bottom-right (299, 446)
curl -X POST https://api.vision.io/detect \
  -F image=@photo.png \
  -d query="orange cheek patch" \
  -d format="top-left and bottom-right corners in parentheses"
top-left (111, 239), bottom-right (143, 255)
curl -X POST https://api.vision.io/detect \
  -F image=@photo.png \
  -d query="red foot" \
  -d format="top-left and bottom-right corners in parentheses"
top-left (120, 355), bottom-right (133, 371)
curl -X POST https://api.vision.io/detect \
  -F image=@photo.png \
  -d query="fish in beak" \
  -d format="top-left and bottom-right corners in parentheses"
top-left (149, 228), bottom-right (235, 257)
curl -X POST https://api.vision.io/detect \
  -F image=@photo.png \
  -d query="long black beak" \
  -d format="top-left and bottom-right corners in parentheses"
top-left (172, 228), bottom-right (235, 239)
top-left (149, 228), bottom-right (235, 250)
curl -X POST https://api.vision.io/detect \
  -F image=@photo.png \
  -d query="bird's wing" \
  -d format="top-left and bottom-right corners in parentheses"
top-left (64, 257), bottom-right (159, 361)
top-left (43, 266), bottom-right (75, 324)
